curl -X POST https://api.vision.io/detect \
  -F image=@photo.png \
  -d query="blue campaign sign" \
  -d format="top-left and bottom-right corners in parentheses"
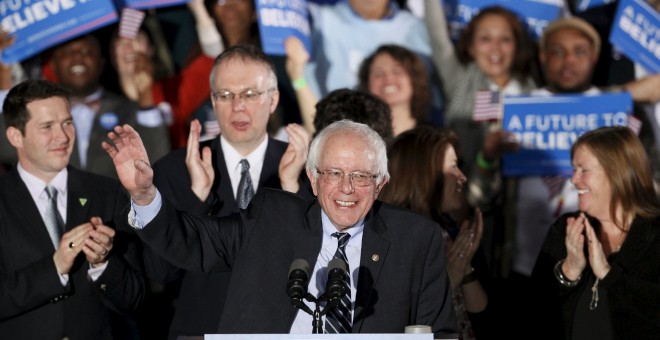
top-left (1, 0), bottom-right (118, 63)
top-left (501, 93), bottom-right (633, 177)
top-left (575, 0), bottom-right (617, 12)
top-left (121, 0), bottom-right (186, 10)
top-left (609, 0), bottom-right (660, 74)
top-left (256, 0), bottom-right (311, 56)
top-left (442, 0), bottom-right (562, 40)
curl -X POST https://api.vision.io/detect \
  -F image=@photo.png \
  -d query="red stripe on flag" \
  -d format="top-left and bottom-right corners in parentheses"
top-left (627, 115), bottom-right (642, 135)
top-left (119, 8), bottom-right (146, 39)
top-left (473, 90), bottom-right (501, 122)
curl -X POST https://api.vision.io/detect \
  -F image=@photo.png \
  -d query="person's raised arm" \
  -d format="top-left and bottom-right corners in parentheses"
top-left (622, 74), bottom-right (660, 104)
top-left (102, 124), bottom-right (156, 206)
top-left (0, 30), bottom-right (15, 91)
top-left (285, 36), bottom-right (317, 134)
top-left (423, 0), bottom-right (465, 98)
top-left (188, 0), bottom-right (223, 57)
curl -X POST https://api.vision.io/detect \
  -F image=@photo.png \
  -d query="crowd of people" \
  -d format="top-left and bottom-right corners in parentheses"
top-left (0, 0), bottom-right (659, 339)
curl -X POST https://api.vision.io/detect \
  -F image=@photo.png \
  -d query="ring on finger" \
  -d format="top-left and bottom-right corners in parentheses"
top-left (101, 249), bottom-right (108, 256)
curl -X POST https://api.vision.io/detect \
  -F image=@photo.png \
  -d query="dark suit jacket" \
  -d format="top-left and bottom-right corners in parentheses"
top-left (0, 167), bottom-right (145, 339)
top-left (68, 90), bottom-right (171, 179)
top-left (146, 136), bottom-right (309, 339)
top-left (531, 213), bottom-right (660, 339)
top-left (0, 90), bottom-right (170, 178)
top-left (137, 188), bottom-right (457, 334)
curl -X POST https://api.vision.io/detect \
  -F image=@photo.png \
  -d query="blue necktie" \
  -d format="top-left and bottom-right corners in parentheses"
top-left (325, 232), bottom-right (352, 333)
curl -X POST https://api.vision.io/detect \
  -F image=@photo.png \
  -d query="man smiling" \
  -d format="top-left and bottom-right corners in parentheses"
top-left (104, 119), bottom-right (457, 335)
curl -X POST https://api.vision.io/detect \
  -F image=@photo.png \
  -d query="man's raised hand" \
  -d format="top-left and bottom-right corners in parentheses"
top-left (102, 124), bottom-right (157, 205)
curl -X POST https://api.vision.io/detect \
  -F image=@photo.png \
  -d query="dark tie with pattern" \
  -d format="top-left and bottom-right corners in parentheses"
top-left (325, 232), bottom-right (352, 333)
top-left (44, 185), bottom-right (65, 248)
top-left (236, 159), bottom-right (254, 209)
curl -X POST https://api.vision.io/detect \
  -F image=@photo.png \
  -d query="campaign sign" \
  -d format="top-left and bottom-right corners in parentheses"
top-left (307, 0), bottom-right (338, 4)
top-left (1, 0), bottom-right (118, 63)
top-left (609, 0), bottom-right (660, 74)
top-left (256, 0), bottom-right (311, 56)
top-left (121, 0), bottom-right (186, 10)
top-left (575, 0), bottom-right (616, 12)
top-left (501, 93), bottom-right (633, 177)
top-left (442, 0), bottom-right (562, 40)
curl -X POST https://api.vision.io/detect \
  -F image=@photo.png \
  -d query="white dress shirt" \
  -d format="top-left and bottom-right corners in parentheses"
top-left (220, 134), bottom-right (268, 199)
top-left (289, 212), bottom-right (364, 333)
top-left (17, 163), bottom-right (108, 283)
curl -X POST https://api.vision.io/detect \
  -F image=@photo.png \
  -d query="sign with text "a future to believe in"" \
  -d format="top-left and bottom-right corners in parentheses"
top-left (610, 0), bottom-right (660, 74)
top-left (501, 93), bottom-right (633, 177)
top-left (256, 0), bottom-right (311, 56)
top-left (1, 0), bottom-right (118, 63)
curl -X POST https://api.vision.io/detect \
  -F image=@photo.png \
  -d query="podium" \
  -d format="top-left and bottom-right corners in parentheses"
top-left (204, 334), bottom-right (456, 340)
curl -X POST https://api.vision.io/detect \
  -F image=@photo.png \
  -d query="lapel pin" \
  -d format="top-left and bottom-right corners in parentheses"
top-left (79, 198), bottom-right (87, 207)
top-left (372, 254), bottom-right (380, 262)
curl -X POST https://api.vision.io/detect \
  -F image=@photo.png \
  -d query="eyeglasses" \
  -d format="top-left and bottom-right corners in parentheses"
top-left (546, 46), bottom-right (592, 60)
top-left (212, 88), bottom-right (275, 103)
top-left (316, 168), bottom-right (379, 187)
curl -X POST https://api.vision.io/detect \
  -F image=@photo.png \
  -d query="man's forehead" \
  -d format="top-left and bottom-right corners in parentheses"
top-left (321, 134), bottom-right (374, 160)
top-left (215, 60), bottom-right (268, 86)
top-left (219, 57), bottom-right (267, 72)
top-left (546, 29), bottom-right (594, 48)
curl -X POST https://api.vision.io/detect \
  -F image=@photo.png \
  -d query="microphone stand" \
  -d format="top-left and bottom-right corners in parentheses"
top-left (292, 292), bottom-right (338, 333)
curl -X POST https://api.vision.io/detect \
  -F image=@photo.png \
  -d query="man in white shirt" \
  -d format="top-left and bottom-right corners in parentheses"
top-left (104, 119), bottom-right (457, 335)
top-left (0, 79), bottom-right (144, 338)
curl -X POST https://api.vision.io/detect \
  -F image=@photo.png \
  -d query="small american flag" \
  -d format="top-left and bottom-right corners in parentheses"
top-left (626, 115), bottom-right (642, 135)
top-left (473, 90), bottom-right (501, 122)
top-left (119, 8), bottom-right (145, 39)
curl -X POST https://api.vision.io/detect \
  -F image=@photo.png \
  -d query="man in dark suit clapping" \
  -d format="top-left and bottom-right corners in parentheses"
top-left (0, 79), bottom-right (144, 339)
top-left (143, 44), bottom-right (311, 339)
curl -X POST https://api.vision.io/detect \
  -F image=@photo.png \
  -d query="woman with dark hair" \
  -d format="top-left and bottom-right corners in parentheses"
top-left (356, 44), bottom-right (431, 136)
top-left (424, 1), bottom-right (539, 209)
top-left (286, 40), bottom-right (429, 137)
top-left (532, 126), bottom-right (660, 339)
top-left (379, 126), bottom-right (488, 339)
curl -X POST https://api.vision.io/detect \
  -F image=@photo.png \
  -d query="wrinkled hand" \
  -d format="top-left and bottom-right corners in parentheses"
top-left (53, 223), bottom-right (94, 274)
top-left (83, 217), bottom-right (116, 267)
top-left (584, 217), bottom-right (610, 279)
top-left (445, 208), bottom-right (483, 288)
top-left (279, 124), bottom-right (310, 193)
top-left (102, 124), bottom-right (156, 205)
top-left (562, 213), bottom-right (588, 280)
top-left (482, 130), bottom-right (519, 161)
top-left (284, 36), bottom-right (309, 81)
top-left (186, 119), bottom-right (214, 201)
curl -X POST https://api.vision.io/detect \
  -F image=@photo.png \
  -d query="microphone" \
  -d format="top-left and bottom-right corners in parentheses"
top-left (287, 259), bottom-right (310, 306)
top-left (325, 257), bottom-right (349, 305)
